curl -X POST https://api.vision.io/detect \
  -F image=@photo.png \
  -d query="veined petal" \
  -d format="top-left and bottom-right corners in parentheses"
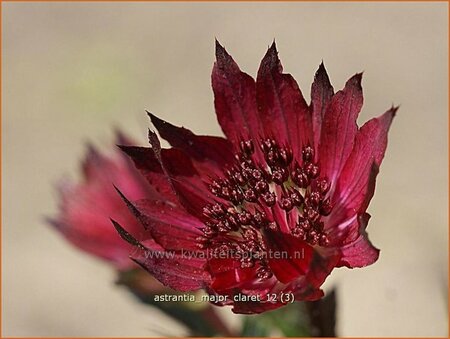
top-left (280, 250), bottom-right (340, 303)
top-left (310, 62), bottom-right (334, 152)
top-left (256, 42), bottom-right (311, 154)
top-left (335, 213), bottom-right (380, 268)
top-left (134, 198), bottom-right (204, 236)
top-left (115, 188), bottom-right (203, 251)
top-left (121, 135), bottom-right (218, 219)
top-left (148, 131), bottom-right (221, 218)
top-left (112, 217), bottom-right (207, 289)
top-left (330, 107), bottom-right (397, 225)
top-left (338, 234), bottom-right (380, 268)
top-left (319, 73), bottom-right (363, 188)
top-left (212, 40), bottom-right (265, 161)
top-left (301, 250), bottom-right (341, 289)
top-left (148, 112), bottom-right (235, 176)
top-left (118, 145), bottom-right (178, 202)
top-left (325, 215), bottom-right (359, 247)
top-left (131, 245), bottom-right (211, 292)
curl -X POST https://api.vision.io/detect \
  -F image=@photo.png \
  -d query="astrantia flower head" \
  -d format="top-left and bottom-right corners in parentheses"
top-left (113, 41), bottom-right (396, 314)
top-left (49, 133), bottom-right (156, 270)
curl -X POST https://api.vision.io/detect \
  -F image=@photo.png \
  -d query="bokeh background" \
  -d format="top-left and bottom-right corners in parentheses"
top-left (3, 2), bottom-right (448, 337)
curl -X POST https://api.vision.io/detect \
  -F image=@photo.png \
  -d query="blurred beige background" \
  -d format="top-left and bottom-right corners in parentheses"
top-left (3, 2), bottom-right (448, 337)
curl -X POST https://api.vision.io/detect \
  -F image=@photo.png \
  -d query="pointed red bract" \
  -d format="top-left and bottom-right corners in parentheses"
top-left (131, 245), bottom-right (211, 292)
top-left (319, 73), bottom-right (364, 188)
top-left (310, 62), bottom-right (334, 152)
top-left (120, 143), bottom-right (218, 219)
top-left (256, 42), bottom-right (312, 154)
top-left (330, 107), bottom-right (397, 229)
top-left (148, 112), bottom-right (235, 176)
top-left (115, 189), bottom-right (203, 251)
top-left (212, 41), bottom-right (266, 163)
top-left (335, 213), bottom-right (380, 268)
top-left (118, 145), bottom-right (179, 202)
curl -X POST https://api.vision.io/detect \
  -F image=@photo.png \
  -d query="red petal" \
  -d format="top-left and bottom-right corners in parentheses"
top-left (134, 198), bottom-right (203, 232)
top-left (256, 42), bottom-right (311, 154)
top-left (148, 112), bottom-right (234, 176)
top-left (113, 219), bottom-right (210, 291)
top-left (210, 265), bottom-right (257, 291)
top-left (131, 245), bottom-right (210, 292)
top-left (115, 188), bottom-right (203, 251)
top-left (339, 234), bottom-right (380, 268)
top-left (265, 230), bottom-right (313, 284)
top-left (325, 214), bottom-right (359, 247)
top-left (118, 145), bottom-right (178, 202)
top-left (319, 73), bottom-right (363, 187)
top-left (120, 137), bottom-right (217, 219)
top-left (161, 148), bottom-right (199, 177)
top-left (281, 250), bottom-right (340, 302)
top-left (212, 41), bottom-right (264, 159)
top-left (150, 132), bottom-right (220, 219)
top-left (302, 250), bottom-right (340, 289)
top-left (335, 213), bottom-right (380, 268)
top-left (330, 107), bottom-right (397, 225)
top-left (310, 62), bottom-right (334, 152)
top-left (162, 148), bottom-right (219, 219)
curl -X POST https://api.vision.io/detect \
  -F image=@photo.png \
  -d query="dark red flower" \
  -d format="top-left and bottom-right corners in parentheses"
top-left (49, 133), bottom-right (163, 270)
top-left (113, 41), bottom-right (396, 314)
